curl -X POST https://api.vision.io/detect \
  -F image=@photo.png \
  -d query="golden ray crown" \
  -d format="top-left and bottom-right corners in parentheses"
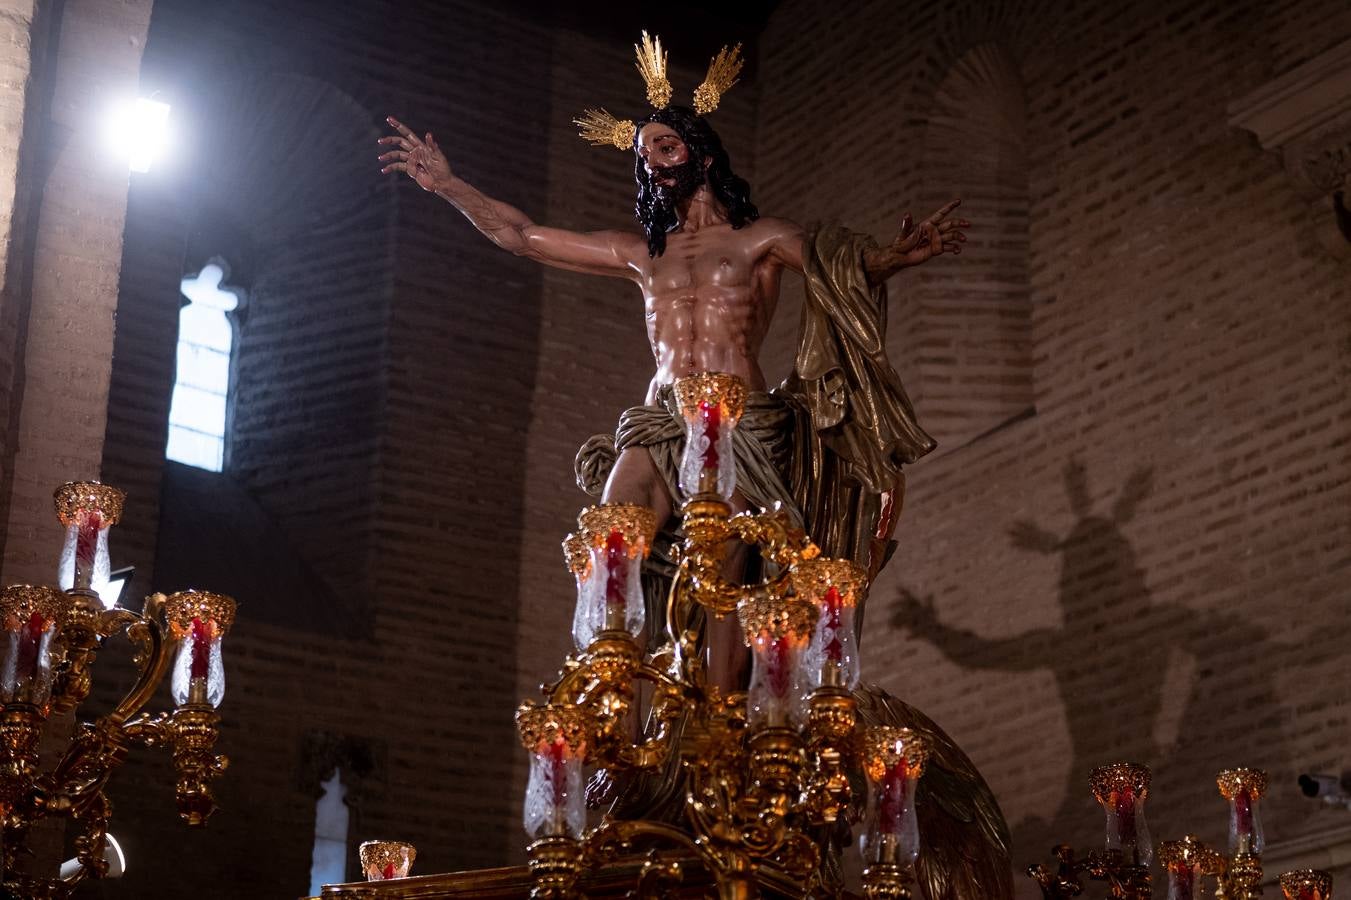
top-left (572, 32), bottom-right (745, 150)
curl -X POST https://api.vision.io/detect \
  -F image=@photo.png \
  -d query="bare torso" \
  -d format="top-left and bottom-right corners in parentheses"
top-left (633, 218), bottom-right (795, 403)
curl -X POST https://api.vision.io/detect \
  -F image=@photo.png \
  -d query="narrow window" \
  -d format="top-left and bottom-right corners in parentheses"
top-left (166, 262), bottom-right (239, 471)
top-left (308, 769), bottom-right (350, 893)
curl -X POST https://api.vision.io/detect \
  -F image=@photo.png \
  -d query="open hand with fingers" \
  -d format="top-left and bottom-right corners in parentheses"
top-left (378, 116), bottom-right (452, 192)
top-left (863, 198), bottom-right (970, 283)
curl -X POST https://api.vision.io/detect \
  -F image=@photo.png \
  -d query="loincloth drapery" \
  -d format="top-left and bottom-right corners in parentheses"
top-left (574, 386), bottom-right (800, 523)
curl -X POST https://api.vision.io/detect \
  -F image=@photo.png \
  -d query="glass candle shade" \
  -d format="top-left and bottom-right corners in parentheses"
top-left (673, 373), bottom-right (747, 500)
top-left (1280, 870), bottom-right (1333, 900)
top-left (0, 586), bottom-right (69, 711)
top-left (1158, 837), bottom-right (1217, 900)
top-left (738, 596), bottom-right (815, 731)
top-left (54, 482), bottom-right (125, 607)
top-left (517, 704), bottom-right (592, 840)
top-left (572, 505), bottom-right (656, 647)
top-left (1090, 763), bottom-right (1154, 865)
top-left (859, 726), bottom-right (929, 867)
top-left (793, 558), bottom-right (866, 691)
top-left (359, 841), bottom-right (416, 881)
top-left (1217, 768), bottom-right (1268, 855)
top-left (164, 591), bottom-right (237, 708)
top-left (562, 532), bottom-right (592, 650)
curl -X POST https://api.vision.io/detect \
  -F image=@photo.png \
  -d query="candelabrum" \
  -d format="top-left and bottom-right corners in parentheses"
top-left (1029, 765), bottom-right (1334, 900)
top-left (515, 372), bottom-right (931, 900)
top-left (0, 481), bottom-right (236, 897)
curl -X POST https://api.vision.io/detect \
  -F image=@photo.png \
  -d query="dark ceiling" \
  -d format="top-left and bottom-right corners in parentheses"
top-left (503, 0), bottom-right (780, 61)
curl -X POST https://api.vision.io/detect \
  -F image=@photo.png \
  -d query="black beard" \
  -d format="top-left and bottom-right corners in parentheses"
top-left (650, 157), bottom-right (704, 206)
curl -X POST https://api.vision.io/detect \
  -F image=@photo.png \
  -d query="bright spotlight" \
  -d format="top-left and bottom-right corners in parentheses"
top-left (106, 97), bottom-right (171, 174)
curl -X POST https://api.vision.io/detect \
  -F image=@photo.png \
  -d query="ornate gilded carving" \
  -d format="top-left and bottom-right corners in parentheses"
top-left (52, 482), bottom-right (125, 527)
top-left (162, 590), bottom-right (237, 636)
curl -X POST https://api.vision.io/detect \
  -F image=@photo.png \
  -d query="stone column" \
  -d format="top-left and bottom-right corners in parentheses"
top-left (0, 0), bottom-right (154, 584)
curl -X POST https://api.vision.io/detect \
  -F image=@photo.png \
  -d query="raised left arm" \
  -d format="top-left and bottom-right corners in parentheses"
top-left (863, 199), bottom-right (969, 285)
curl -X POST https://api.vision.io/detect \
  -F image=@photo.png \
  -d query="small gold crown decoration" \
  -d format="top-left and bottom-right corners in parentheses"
top-left (574, 108), bottom-right (636, 150)
top-left (574, 32), bottom-right (745, 150)
top-left (693, 43), bottom-right (743, 115)
top-left (635, 31), bottom-right (672, 109)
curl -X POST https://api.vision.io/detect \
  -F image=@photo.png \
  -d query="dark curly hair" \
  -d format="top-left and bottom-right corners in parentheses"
top-left (633, 106), bottom-right (759, 257)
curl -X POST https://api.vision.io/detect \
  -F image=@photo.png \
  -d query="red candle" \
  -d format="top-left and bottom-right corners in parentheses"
top-left (546, 736), bottom-right (569, 807)
top-left (14, 610), bottom-right (46, 681)
top-left (1170, 864), bottom-right (1196, 900)
top-left (603, 529), bottom-right (629, 626)
top-left (1233, 788), bottom-right (1253, 840)
top-left (1114, 787), bottom-right (1138, 848)
top-left (75, 510), bottom-right (102, 584)
top-left (190, 617), bottom-right (213, 680)
top-left (699, 400), bottom-right (721, 471)
top-left (878, 758), bottom-right (911, 835)
top-left (765, 635), bottom-right (792, 698)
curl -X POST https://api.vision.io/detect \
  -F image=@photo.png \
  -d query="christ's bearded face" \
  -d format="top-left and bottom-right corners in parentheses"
top-left (637, 123), bottom-right (705, 204)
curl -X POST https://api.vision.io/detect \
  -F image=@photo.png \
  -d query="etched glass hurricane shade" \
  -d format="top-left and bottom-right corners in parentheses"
top-left (860, 727), bottom-right (927, 867)
top-left (359, 841), bottom-right (416, 881)
top-left (569, 506), bottom-right (655, 649)
top-left (740, 596), bottom-right (814, 731)
top-left (1218, 769), bottom-right (1267, 855)
top-left (518, 706), bottom-right (590, 840)
top-left (746, 628), bottom-right (807, 729)
top-left (1158, 839), bottom-right (1212, 900)
top-left (795, 559), bottom-right (866, 691)
top-left (674, 373), bottom-right (746, 500)
top-left (1091, 763), bottom-right (1154, 866)
top-left (0, 587), bottom-right (67, 710)
top-left (54, 482), bottom-right (125, 608)
top-left (165, 592), bottom-right (236, 709)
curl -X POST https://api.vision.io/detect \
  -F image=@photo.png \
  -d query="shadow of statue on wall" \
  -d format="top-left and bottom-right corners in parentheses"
top-left (891, 458), bottom-right (1291, 867)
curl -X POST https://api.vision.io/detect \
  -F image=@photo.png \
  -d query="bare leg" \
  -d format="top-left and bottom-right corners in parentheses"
top-left (706, 492), bottom-right (752, 695)
top-left (601, 447), bottom-right (750, 694)
top-left (601, 446), bottom-right (673, 525)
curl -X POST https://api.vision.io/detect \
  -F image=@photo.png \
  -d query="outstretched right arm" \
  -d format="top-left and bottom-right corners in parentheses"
top-left (379, 117), bottom-right (640, 279)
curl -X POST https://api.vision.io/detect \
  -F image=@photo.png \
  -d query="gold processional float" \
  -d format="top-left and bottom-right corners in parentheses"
top-left (313, 372), bottom-right (1337, 900)
top-left (0, 481), bottom-right (234, 897)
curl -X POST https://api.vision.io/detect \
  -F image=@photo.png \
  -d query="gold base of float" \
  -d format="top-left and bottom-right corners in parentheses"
top-left (314, 856), bottom-right (834, 899)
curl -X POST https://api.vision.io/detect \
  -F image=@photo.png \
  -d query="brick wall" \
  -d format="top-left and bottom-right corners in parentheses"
top-left (754, 0), bottom-right (1351, 895)
top-left (0, 0), bottom-right (44, 550)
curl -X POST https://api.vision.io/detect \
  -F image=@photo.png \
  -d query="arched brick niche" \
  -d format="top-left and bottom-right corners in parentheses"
top-left (911, 43), bottom-right (1034, 451)
top-left (102, 71), bottom-right (396, 628)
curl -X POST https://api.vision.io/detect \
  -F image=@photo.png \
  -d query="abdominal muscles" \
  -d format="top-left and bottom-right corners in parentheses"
top-left (646, 287), bottom-right (766, 397)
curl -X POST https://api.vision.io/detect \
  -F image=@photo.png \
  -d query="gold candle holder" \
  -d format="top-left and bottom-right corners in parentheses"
top-left (792, 557), bottom-right (867, 691)
top-left (861, 727), bottom-right (929, 899)
top-left (164, 590), bottom-right (237, 709)
top-left (54, 481), bottom-right (125, 602)
top-left (1280, 869), bottom-right (1333, 900)
top-left (572, 504), bottom-right (657, 642)
top-left (738, 595), bottom-right (815, 731)
top-left (517, 703), bottom-right (594, 841)
top-left (0, 585), bottom-right (71, 713)
top-left (359, 840), bottom-right (416, 880)
top-left (1217, 767), bottom-right (1267, 855)
top-left (673, 372), bottom-right (747, 500)
top-left (1090, 762), bottom-right (1153, 866)
top-left (1158, 835), bottom-right (1220, 900)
